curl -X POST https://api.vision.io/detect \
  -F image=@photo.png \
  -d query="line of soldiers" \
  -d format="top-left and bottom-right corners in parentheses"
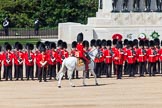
top-left (0, 37), bottom-right (162, 82)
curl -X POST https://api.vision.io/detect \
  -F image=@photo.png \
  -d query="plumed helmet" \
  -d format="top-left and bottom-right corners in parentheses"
top-left (61, 41), bottom-right (67, 49)
top-left (96, 39), bottom-right (102, 47)
top-left (77, 33), bottom-right (83, 42)
top-left (83, 40), bottom-right (89, 48)
top-left (144, 40), bottom-right (149, 46)
top-left (29, 44), bottom-right (34, 50)
top-left (50, 42), bottom-right (56, 49)
top-left (36, 41), bottom-right (42, 49)
top-left (72, 41), bottom-right (77, 48)
top-left (101, 39), bottom-right (107, 46)
top-left (57, 40), bottom-right (63, 47)
top-left (113, 39), bottom-right (118, 45)
top-left (154, 38), bottom-right (160, 46)
top-left (149, 40), bottom-right (154, 47)
top-left (90, 39), bottom-right (96, 47)
top-left (116, 41), bottom-right (123, 49)
top-left (107, 40), bottom-right (112, 46)
top-left (139, 40), bottom-right (144, 46)
top-left (124, 39), bottom-right (128, 45)
top-left (5, 44), bottom-right (12, 50)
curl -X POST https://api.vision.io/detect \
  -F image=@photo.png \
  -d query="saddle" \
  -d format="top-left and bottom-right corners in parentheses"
top-left (77, 58), bottom-right (84, 66)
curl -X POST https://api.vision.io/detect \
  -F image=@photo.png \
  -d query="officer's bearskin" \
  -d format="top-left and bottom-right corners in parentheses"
top-left (77, 33), bottom-right (83, 43)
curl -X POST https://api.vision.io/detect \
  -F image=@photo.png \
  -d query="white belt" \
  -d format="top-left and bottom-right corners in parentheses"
top-left (128, 56), bottom-right (133, 58)
top-left (139, 55), bottom-right (144, 56)
top-left (106, 56), bottom-right (111, 58)
top-left (149, 55), bottom-right (155, 57)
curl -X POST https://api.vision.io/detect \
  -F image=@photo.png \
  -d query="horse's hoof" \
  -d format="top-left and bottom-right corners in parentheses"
top-left (58, 86), bottom-right (61, 88)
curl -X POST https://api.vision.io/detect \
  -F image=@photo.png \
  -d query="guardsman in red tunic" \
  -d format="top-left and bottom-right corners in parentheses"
top-left (3, 44), bottom-right (13, 81)
top-left (133, 39), bottom-right (139, 74)
top-left (47, 42), bottom-right (58, 80)
top-left (123, 39), bottom-right (128, 75)
top-left (94, 39), bottom-right (103, 78)
top-left (113, 41), bottom-right (124, 79)
top-left (35, 41), bottom-right (42, 78)
top-left (147, 40), bottom-right (157, 76)
top-left (13, 43), bottom-right (24, 81)
top-left (0, 46), bottom-right (3, 80)
top-left (71, 41), bottom-right (79, 79)
top-left (154, 38), bottom-right (160, 74)
top-left (144, 40), bottom-right (149, 74)
top-left (56, 40), bottom-right (63, 72)
top-left (159, 40), bottom-right (162, 74)
top-left (37, 43), bottom-right (48, 82)
top-left (76, 33), bottom-right (90, 72)
top-left (100, 39), bottom-right (107, 76)
top-left (103, 40), bottom-right (113, 77)
top-left (24, 44), bottom-right (35, 80)
top-left (136, 40), bottom-right (146, 76)
top-left (112, 39), bottom-right (118, 75)
top-left (126, 41), bottom-right (136, 77)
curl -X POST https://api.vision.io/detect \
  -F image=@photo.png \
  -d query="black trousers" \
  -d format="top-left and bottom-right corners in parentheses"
top-left (72, 70), bottom-right (79, 79)
top-left (38, 67), bottom-right (47, 82)
top-left (4, 65), bottom-right (12, 81)
top-left (127, 63), bottom-right (135, 77)
top-left (95, 63), bottom-right (101, 78)
top-left (139, 62), bottom-right (145, 76)
top-left (124, 61), bottom-right (128, 75)
top-left (112, 0), bottom-right (118, 10)
top-left (148, 62), bottom-right (156, 76)
top-left (35, 64), bottom-right (38, 78)
top-left (100, 62), bottom-right (105, 75)
top-left (0, 67), bottom-right (1, 80)
top-left (15, 65), bottom-right (23, 80)
top-left (26, 65), bottom-right (34, 80)
top-left (144, 61), bottom-right (148, 74)
top-left (123, 0), bottom-right (129, 9)
top-left (145, 0), bottom-right (151, 9)
top-left (48, 64), bottom-right (56, 80)
top-left (133, 0), bottom-right (140, 9)
top-left (115, 64), bottom-right (123, 79)
top-left (155, 60), bottom-right (160, 74)
top-left (104, 63), bottom-right (112, 78)
top-left (156, 0), bottom-right (162, 10)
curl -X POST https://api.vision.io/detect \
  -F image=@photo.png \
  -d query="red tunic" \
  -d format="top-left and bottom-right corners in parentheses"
top-left (147, 48), bottom-right (156, 63)
top-left (37, 53), bottom-right (48, 68)
top-left (159, 48), bottom-right (162, 61)
top-left (24, 51), bottom-right (35, 66)
top-left (103, 49), bottom-right (113, 63)
top-left (3, 51), bottom-right (13, 66)
top-left (113, 49), bottom-right (124, 65)
top-left (126, 49), bottom-right (136, 64)
top-left (136, 48), bottom-right (146, 62)
top-left (0, 52), bottom-right (3, 66)
top-left (13, 51), bottom-right (24, 66)
top-left (122, 47), bottom-right (128, 61)
top-left (47, 50), bottom-right (59, 65)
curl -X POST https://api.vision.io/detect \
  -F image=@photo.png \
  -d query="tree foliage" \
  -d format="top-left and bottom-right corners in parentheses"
top-left (0, 0), bottom-right (98, 28)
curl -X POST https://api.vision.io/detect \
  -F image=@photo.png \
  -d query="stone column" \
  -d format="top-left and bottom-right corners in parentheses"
top-left (102, 0), bottom-right (113, 12)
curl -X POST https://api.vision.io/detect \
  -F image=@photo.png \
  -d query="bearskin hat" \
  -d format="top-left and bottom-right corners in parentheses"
top-left (139, 40), bottom-right (144, 46)
top-left (72, 41), bottom-right (77, 48)
top-left (36, 41), bottom-right (41, 49)
top-left (83, 40), bottom-right (89, 48)
top-left (5, 44), bottom-right (12, 50)
top-left (101, 39), bottom-right (107, 46)
top-left (25, 43), bottom-right (30, 50)
top-left (77, 33), bottom-right (83, 42)
top-left (50, 42), bottom-right (56, 49)
top-left (154, 38), bottom-right (160, 46)
top-left (39, 43), bottom-right (46, 52)
top-left (124, 39), bottom-right (128, 45)
top-left (0, 45), bottom-right (1, 51)
top-left (96, 39), bottom-right (102, 47)
top-left (107, 40), bottom-right (112, 46)
top-left (113, 39), bottom-right (118, 45)
top-left (14, 42), bottom-right (20, 49)
top-left (61, 42), bottom-right (67, 49)
top-left (133, 39), bottom-right (138, 46)
top-left (57, 40), bottom-right (63, 47)
top-left (149, 40), bottom-right (154, 47)
top-left (17, 43), bottom-right (23, 50)
top-left (116, 41), bottom-right (123, 49)
top-left (44, 41), bottom-right (50, 49)
top-left (29, 44), bottom-right (34, 50)
top-left (128, 41), bottom-right (133, 47)
top-left (161, 40), bottom-right (162, 46)
top-left (144, 40), bottom-right (149, 46)
top-left (90, 39), bottom-right (96, 47)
